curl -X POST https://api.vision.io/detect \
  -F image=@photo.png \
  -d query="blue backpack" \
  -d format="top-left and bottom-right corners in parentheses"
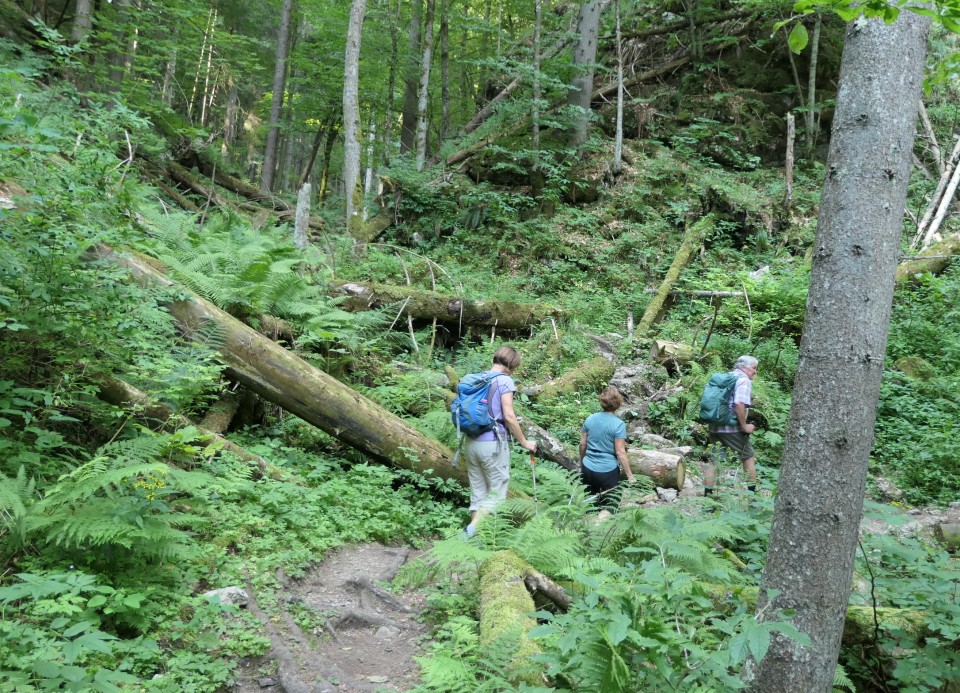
top-left (451, 371), bottom-right (502, 439)
top-left (698, 372), bottom-right (739, 426)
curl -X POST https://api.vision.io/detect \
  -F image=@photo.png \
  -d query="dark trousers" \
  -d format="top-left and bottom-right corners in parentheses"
top-left (581, 466), bottom-right (623, 511)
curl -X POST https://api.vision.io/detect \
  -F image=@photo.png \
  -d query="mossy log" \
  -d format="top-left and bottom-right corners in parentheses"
top-left (95, 375), bottom-right (288, 481)
top-left (198, 391), bottom-right (241, 435)
top-left (0, 0), bottom-right (40, 43)
top-left (934, 522), bottom-right (960, 552)
top-left (895, 236), bottom-right (960, 283)
top-left (479, 551), bottom-right (542, 686)
top-left (91, 245), bottom-right (466, 486)
top-left (707, 584), bottom-right (935, 648)
top-left (331, 280), bottom-right (563, 329)
top-left (627, 449), bottom-right (686, 490)
top-left (637, 214), bottom-right (714, 335)
top-left (521, 357), bottom-right (615, 401)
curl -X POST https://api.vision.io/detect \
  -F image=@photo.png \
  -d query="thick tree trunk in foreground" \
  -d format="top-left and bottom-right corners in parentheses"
top-left (567, 0), bottom-right (603, 151)
top-left (627, 449), bottom-right (685, 490)
top-left (91, 246), bottom-right (465, 486)
top-left (332, 281), bottom-right (563, 328)
top-left (521, 357), bottom-right (615, 401)
top-left (751, 10), bottom-right (930, 692)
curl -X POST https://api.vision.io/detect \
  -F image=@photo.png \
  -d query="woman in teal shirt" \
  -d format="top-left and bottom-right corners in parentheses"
top-left (579, 386), bottom-right (635, 516)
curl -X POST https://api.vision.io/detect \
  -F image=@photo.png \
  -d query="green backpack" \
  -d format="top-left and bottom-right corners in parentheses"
top-left (699, 372), bottom-right (739, 426)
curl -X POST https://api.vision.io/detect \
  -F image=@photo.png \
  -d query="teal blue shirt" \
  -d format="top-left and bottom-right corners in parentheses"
top-left (581, 412), bottom-right (627, 473)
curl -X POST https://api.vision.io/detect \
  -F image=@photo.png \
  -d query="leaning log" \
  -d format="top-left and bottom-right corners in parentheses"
top-left (332, 280), bottom-right (563, 329)
top-left (199, 391), bottom-right (241, 434)
top-left (516, 416), bottom-right (579, 472)
top-left (521, 357), bottom-right (615, 401)
top-left (627, 449), bottom-right (685, 490)
top-left (95, 374), bottom-right (288, 481)
top-left (637, 214), bottom-right (713, 335)
top-left (479, 551), bottom-right (541, 686)
top-left (90, 245), bottom-right (465, 485)
top-left (895, 235), bottom-right (960, 283)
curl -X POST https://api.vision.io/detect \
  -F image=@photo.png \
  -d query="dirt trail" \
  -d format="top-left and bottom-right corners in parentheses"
top-left (233, 543), bottom-right (427, 693)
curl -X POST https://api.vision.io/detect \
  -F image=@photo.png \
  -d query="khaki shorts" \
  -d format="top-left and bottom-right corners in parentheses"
top-left (707, 431), bottom-right (755, 462)
top-left (464, 438), bottom-right (511, 513)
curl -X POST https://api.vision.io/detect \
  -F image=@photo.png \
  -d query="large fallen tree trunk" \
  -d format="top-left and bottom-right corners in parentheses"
top-left (479, 551), bottom-right (542, 686)
top-left (332, 280), bottom-right (563, 329)
top-left (90, 245), bottom-right (466, 485)
top-left (521, 357), bottom-right (615, 401)
top-left (517, 416), bottom-right (579, 472)
top-left (627, 449), bottom-right (685, 490)
top-left (95, 374), bottom-right (288, 481)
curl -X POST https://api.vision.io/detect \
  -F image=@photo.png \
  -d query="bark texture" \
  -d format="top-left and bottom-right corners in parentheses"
top-left (626, 450), bottom-right (685, 490)
top-left (260, 0), bottom-right (294, 193)
top-left (91, 246), bottom-right (465, 486)
top-left (331, 281), bottom-right (563, 328)
top-left (567, 0), bottom-right (603, 150)
top-left (343, 0), bottom-right (367, 233)
top-left (750, 10), bottom-right (931, 692)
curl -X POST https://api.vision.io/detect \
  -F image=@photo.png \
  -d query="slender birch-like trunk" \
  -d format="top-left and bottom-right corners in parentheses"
top-left (400, 0), bottom-right (422, 154)
top-left (343, 0), bottom-right (368, 233)
top-left (612, 0), bottom-right (624, 175)
top-left (414, 0), bottom-right (436, 170)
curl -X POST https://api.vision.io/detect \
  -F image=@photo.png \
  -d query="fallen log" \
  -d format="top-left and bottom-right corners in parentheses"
top-left (331, 280), bottom-right (563, 329)
top-left (516, 416), bottom-right (579, 472)
top-left (95, 374), bottom-right (288, 481)
top-left (895, 236), bottom-right (960, 283)
top-left (627, 449), bottom-right (685, 490)
top-left (649, 340), bottom-right (696, 367)
top-left (90, 245), bottom-right (465, 485)
top-left (637, 214), bottom-right (714, 335)
top-left (934, 521), bottom-right (960, 552)
top-left (708, 584), bottom-right (934, 648)
top-left (521, 357), bottom-right (615, 401)
top-left (199, 390), bottom-right (241, 434)
top-left (479, 551), bottom-right (541, 686)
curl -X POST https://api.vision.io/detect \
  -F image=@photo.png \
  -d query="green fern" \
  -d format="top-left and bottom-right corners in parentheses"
top-left (0, 466), bottom-right (36, 551)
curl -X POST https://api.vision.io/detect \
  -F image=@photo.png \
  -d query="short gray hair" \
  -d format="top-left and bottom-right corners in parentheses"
top-left (735, 355), bottom-right (758, 371)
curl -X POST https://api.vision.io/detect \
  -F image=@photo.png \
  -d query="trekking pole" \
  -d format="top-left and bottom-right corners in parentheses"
top-left (529, 449), bottom-right (539, 513)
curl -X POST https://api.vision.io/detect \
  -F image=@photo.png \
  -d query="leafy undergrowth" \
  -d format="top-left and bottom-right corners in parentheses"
top-left (1, 40), bottom-right (958, 693)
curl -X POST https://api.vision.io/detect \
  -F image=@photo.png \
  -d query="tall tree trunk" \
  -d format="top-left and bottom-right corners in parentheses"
top-left (804, 14), bottom-right (821, 156)
top-left (414, 0), bottom-right (436, 170)
top-left (383, 0), bottom-right (400, 164)
top-left (363, 116), bottom-right (377, 220)
top-left (199, 23), bottom-right (216, 126)
top-left (188, 8), bottom-right (215, 120)
top-left (532, 0), bottom-right (542, 156)
top-left (161, 47), bottom-right (177, 107)
top-left (319, 122), bottom-right (339, 200)
top-left (611, 0), bottom-right (623, 175)
top-left (439, 0), bottom-right (450, 142)
top-left (567, 0), bottom-right (603, 151)
top-left (749, 8), bottom-right (931, 692)
top-left (72, 0), bottom-right (92, 43)
top-left (221, 73), bottom-right (238, 163)
top-left (298, 116), bottom-right (332, 190)
top-left (400, 0), bottom-right (422, 154)
top-left (343, 0), bottom-right (368, 234)
top-left (260, 0), bottom-right (294, 194)
top-left (107, 0), bottom-right (132, 89)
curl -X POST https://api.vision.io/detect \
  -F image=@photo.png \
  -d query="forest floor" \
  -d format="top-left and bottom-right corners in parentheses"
top-left (233, 543), bottom-right (427, 693)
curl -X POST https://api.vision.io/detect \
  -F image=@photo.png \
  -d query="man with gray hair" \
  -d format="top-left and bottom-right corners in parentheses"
top-left (703, 355), bottom-right (758, 496)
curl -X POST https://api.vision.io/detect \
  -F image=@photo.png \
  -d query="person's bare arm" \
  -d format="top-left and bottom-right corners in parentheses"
top-left (615, 438), bottom-right (635, 483)
top-left (501, 391), bottom-right (536, 452)
top-left (579, 431), bottom-right (588, 464)
top-left (734, 402), bottom-right (755, 434)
